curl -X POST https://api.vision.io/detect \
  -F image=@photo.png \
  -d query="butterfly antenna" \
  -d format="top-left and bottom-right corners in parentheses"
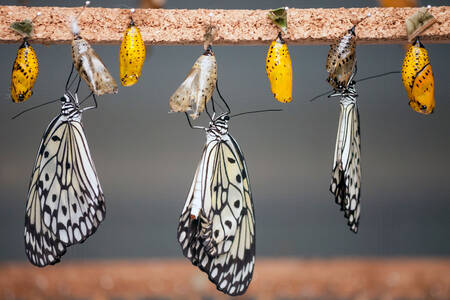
top-left (307, 89), bottom-right (334, 102)
top-left (215, 80), bottom-right (231, 113)
top-left (356, 71), bottom-right (401, 84)
top-left (230, 109), bottom-right (282, 118)
top-left (75, 76), bottom-right (82, 93)
top-left (12, 98), bottom-right (61, 120)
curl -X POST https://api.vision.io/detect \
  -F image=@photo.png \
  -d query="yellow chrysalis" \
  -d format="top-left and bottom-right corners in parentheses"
top-left (11, 40), bottom-right (39, 103)
top-left (401, 39), bottom-right (435, 114)
top-left (10, 18), bottom-right (39, 103)
top-left (265, 33), bottom-right (292, 103)
top-left (119, 18), bottom-right (146, 87)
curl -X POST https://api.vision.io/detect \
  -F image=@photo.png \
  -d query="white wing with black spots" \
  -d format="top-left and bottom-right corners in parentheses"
top-left (25, 93), bottom-right (105, 267)
top-left (330, 93), bottom-right (361, 233)
top-left (178, 116), bottom-right (255, 296)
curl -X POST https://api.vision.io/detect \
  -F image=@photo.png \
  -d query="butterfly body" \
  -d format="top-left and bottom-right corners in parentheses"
top-left (169, 47), bottom-right (217, 119)
top-left (401, 39), bottom-right (435, 114)
top-left (72, 35), bottom-right (118, 96)
top-left (178, 114), bottom-right (255, 295)
top-left (25, 93), bottom-right (105, 267)
top-left (266, 33), bottom-right (292, 103)
top-left (330, 82), bottom-right (361, 233)
top-left (11, 40), bottom-right (39, 103)
top-left (120, 19), bottom-right (146, 87)
top-left (326, 27), bottom-right (357, 90)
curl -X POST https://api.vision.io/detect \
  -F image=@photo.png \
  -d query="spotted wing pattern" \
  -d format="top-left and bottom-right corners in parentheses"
top-left (178, 133), bottom-right (255, 296)
top-left (25, 109), bottom-right (105, 267)
top-left (330, 98), bottom-right (361, 233)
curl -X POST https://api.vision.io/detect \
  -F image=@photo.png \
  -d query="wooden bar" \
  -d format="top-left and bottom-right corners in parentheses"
top-left (0, 6), bottom-right (449, 45)
top-left (0, 258), bottom-right (449, 300)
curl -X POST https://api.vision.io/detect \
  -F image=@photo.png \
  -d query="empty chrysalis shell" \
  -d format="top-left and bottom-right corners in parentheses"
top-left (401, 38), bottom-right (435, 114)
top-left (71, 18), bottom-right (118, 96)
top-left (266, 32), bottom-right (292, 103)
top-left (10, 19), bottom-right (39, 103)
top-left (326, 25), bottom-right (357, 91)
top-left (406, 7), bottom-right (437, 42)
top-left (169, 46), bottom-right (217, 120)
top-left (120, 18), bottom-right (146, 87)
top-left (11, 40), bottom-right (39, 103)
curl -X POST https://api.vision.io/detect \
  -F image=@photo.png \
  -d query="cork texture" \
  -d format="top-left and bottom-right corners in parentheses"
top-left (0, 6), bottom-right (449, 45)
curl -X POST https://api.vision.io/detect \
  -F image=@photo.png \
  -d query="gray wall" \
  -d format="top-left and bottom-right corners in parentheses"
top-left (0, 0), bottom-right (449, 262)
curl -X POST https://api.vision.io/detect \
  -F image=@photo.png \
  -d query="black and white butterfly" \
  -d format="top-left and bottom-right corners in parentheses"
top-left (177, 100), bottom-right (256, 295)
top-left (329, 79), bottom-right (361, 233)
top-left (24, 87), bottom-right (105, 267)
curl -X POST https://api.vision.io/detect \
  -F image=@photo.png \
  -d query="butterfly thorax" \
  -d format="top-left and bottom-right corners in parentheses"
top-left (206, 116), bottom-right (229, 139)
top-left (60, 94), bottom-right (81, 122)
top-left (337, 82), bottom-right (358, 105)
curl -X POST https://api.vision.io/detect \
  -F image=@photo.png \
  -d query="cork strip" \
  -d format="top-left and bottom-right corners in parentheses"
top-left (0, 6), bottom-right (449, 45)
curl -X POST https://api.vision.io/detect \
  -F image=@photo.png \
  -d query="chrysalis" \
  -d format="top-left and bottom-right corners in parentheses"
top-left (169, 46), bottom-right (217, 119)
top-left (326, 26), bottom-right (357, 91)
top-left (266, 32), bottom-right (293, 103)
top-left (401, 39), bottom-right (435, 114)
top-left (10, 19), bottom-right (39, 103)
top-left (326, 15), bottom-right (370, 91)
top-left (401, 8), bottom-right (436, 114)
top-left (119, 13), bottom-right (146, 87)
top-left (71, 18), bottom-right (118, 95)
top-left (266, 7), bottom-right (292, 103)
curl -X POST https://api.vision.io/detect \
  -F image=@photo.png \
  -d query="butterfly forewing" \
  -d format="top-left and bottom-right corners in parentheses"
top-left (178, 123), bottom-right (255, 296)
top-left (330, 95), bottom-right (361, 233)
top-left (25, 95), bottom-right (105, 266)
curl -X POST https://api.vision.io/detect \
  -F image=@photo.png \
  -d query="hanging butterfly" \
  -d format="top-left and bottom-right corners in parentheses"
top-left (266, 32), bottom-right (293, 103)
top-left (71, 18), bottom-right (118, 96)
top-left (10, 18), bottom-right (39, 103)
top-left (177, 96), bottom-right (255, 295)
top-left (169, 45), bottom-right (217, 119)
top-left (329, 76), bottom-right (361, 233)
top-left (119, 12), bottom-right (146, 87)
top-left (24, 71), bottom-right (105, 267)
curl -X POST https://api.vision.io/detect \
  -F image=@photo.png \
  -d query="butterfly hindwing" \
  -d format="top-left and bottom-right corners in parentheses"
top-left (330, 98), bottom-right (361, 233)
top-left (178, 127), bottom-right (255, 296)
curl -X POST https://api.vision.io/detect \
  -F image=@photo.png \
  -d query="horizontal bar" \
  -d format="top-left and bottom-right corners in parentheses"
top-left (0, 6), bottom-right (449, 46)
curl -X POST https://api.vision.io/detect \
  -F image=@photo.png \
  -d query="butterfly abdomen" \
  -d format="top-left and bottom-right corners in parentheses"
top-left (266, 34), bottom-right (292, 103)
top-left (401, 39), bottom-right (435, 114)
top-left (326, 27), bottom-right (356, 90)
top-left (11, 40), bottom-right (39, 103)
top-left (120, 19), bottom-right (146, 87)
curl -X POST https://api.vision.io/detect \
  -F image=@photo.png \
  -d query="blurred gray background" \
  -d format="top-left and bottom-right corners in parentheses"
top-left (0, 0), bottom-right (449, 263)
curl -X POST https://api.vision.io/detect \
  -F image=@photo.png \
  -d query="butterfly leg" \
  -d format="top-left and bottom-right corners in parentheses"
top-left (65, 64), bottom-right (75, 92)
top-left (184, 112), bottom-right (205, 130)
top-left (215, 80), bottom-right (231, 113)
top-left (81, 93), bottom-right (98, 112)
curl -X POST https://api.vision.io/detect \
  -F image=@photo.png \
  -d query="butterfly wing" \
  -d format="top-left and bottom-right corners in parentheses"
top-left (178, 134), bottom-right (255, 295)
top-left (25, 116), bottom-right (67, 267)
top-left (330, 99), bottom-right (361, 233)
top-left (25, 114), bottom-right (105, 266)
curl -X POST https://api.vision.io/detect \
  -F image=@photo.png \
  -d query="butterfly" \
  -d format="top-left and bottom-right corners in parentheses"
top-left (177, 102), bottom-right (255, 295)
top-left (24, 87), bottom-right (105, 267)
top-left (329, 76), bottom-right (361, 233)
